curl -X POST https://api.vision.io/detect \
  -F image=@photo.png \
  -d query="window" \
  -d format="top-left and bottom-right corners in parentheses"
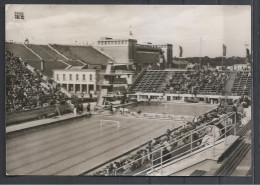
top-left (83, 74), bottom-right (86, 81)
top-left (63, 74), bottom-right (66, 81)
top-left (90, 74), bottom-right (93, 81)
top-left (76, 74), bottom-right (79, 81)
top-left (69, 74), bottom-right (72, 81)
top-left (56, 74), bottom-right (59, 81)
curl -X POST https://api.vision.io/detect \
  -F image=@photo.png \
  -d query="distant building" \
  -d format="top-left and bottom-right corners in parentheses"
top-left (53, 69), bottom-right (98, 97)
top-left (96, 37), bottom-right (137, 64)
top-left (96, 37), bottom-right (172, 71)
top-left (233, 64), bottom-right (250, 71)
top-left (171, 60), bottom-right (190, 69)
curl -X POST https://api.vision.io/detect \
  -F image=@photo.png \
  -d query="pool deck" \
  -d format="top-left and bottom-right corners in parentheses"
top-left (6, 115), bottom-right (180, 175)
top-left (6, 112), bottom-right (91, 134)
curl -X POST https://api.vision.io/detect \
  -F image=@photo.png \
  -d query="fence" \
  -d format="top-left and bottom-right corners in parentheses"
top-left (114, 112), bottom-right (237, 176)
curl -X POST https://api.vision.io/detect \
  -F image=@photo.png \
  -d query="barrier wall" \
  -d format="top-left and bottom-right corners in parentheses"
top-left (6, 104), bottom-right (69, 125)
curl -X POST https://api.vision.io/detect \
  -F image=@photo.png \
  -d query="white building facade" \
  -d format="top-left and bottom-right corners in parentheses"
top-left (53, 69), bottom-right (97, 97)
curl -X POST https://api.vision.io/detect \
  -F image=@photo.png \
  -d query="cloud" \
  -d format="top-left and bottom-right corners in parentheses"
top-left (5, 5), bottom-right (251, 57)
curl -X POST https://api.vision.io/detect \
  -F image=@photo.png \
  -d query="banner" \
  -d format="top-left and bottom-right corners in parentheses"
top-left (246, 48), bottom-right (250, 59)
top-left (179, 46), bottom-right (183, 57)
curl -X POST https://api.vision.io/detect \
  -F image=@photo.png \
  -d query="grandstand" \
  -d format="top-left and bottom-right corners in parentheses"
top-left (5, 40), bottom-right (251, 177)
top-left (231, 71), bottom-right (251, 96)
top-left (5, 51), bottom-right (68, 114)
top-left (81, 97), bottom-right (251, 176)
top-left (26, 44), bottom-right (67, 61)
top-left (129, 69), bottom-right (251, 97)
top-left (5, 43), bottom-right (40, 61)
top-left (130, 70), bottom-right (169, 93)
top-left (50, 44), bottom-right (112, 68)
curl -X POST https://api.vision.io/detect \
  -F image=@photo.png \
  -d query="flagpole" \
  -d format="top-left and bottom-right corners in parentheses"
top-left (222, 55), bottom-right (224, 68)
top-left (222, 45), bottom-right (224, 69)
top-left (199, 37), bottom-right (201, 69)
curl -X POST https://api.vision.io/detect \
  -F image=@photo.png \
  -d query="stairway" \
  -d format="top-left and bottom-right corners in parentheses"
top-left (214, 141), bottom-right (251, 176)
top-left (223, 71), bottom-right (237, 95)
top-left (189, 170), bottom-right (206, 176)
top-left (157, 71), bottom-right (173, 93)
top-left (237, 121), bottom-right (252, 137)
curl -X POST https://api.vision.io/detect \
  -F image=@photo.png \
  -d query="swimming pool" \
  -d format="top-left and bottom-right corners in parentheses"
top-left (126, 102), bottom-right (217, 116)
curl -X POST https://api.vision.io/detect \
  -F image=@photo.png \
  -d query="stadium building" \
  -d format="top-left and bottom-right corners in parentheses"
top-left (5, 36), bottom-right (252, 177)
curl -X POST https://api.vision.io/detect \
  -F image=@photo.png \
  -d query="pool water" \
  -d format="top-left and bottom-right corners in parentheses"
top-left (126, 102), bottom-right (217, 116)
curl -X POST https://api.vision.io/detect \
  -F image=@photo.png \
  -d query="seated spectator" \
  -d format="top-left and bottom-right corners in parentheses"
top-left (5, 51), bottom-right (67, 113)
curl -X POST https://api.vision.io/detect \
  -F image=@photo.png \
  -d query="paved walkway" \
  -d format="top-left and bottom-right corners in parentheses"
top-left (6, 112), bottom-right (90, 134)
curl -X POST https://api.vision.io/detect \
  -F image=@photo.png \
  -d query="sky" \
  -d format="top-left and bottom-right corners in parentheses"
top-left (5, 5), bottom-right (251, 57)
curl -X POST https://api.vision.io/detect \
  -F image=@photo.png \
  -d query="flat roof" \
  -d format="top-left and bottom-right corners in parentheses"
top-left (53, 69), bottom-right (97, 72)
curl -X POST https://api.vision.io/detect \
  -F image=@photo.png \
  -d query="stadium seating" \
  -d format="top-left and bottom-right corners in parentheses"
top-left (41, 60), bottom-right (69, 77)
top-left (64, 60), bottom-right (84, 66)
top-left (214, 141), bottom-right (251, 176)
top-left (231, 71), bottom-right (251, 96)
top-left (93, 99), bottom-right (250, 176)
top-left (217, 139), bottom-right (242, 163)
top-left (50, 44), bottom-right (111, 65)
top-left (131, 70), bottom-right (169, 93)
top-left (21, 59), bottom-right (69, 77)
top-left (189, 170), bottom-right (206, 176)
top-left (130, 70), bottom-right (230, 95)
top-left (26, 44), bottom-right (66, 61)
top-left (5, 51), bottom-right (67, 113)
top-left (236, 120), bottom-right (251, 137)
top-left (5, 43), bottom-right (40, 61)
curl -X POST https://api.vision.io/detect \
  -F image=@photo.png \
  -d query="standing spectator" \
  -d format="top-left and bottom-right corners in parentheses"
top-left (87, 103), bottom-right (91, 113)
top-left (55, 100), bottom-right (61, 117)
top-left (110, 102), bottom-right (114, 115)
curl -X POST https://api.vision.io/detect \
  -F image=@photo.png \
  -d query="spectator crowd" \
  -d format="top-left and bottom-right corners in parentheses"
top-left (164, 69), bottom-right (229, 94)
top-left (93, 96), bottom-right (251, 176)
top-left (5, 50), bottom-right (67, 113)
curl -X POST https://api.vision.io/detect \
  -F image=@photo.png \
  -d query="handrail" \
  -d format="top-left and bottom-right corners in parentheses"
top-left (114, 112), bottom-right (236, 175)
top-left (135, 119), bottom-right (237, 176)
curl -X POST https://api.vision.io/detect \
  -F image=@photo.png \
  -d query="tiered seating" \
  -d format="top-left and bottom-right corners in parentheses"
top-left (41, 60), bottom-right (69, 77)
top-left (26, 44), bottom-right (66, 60)
top-left (189, 170), bottom-right (206, 176)
top-left (64, 60), bottom-right (84, 66)
top-left (165, 71), bottom-right (188, 93)
top-left (199, 72), bottom-right (229, 95)
top-left (131, 71), bottom-right (169, 93)
top-left (50, 44), bottom-right (110, 65)
top-left (93, 98), bottom-right (250, 176)
top-left (214, 141), bottom-right (251, 176)
top-left (22, 60), bottom-right (68, 77)
top-left (217, 139), bottom-right (242, 163)
top-left (131, 70), bottom-right (230, 95)
top-left (5, 43), bottom-right (40, 61)
top-left (237, 120), bottom-right (251, 137)
top-left (231, 71), bottom-right (251, 96)
top-left (5, 51), bottom-right (67, 113)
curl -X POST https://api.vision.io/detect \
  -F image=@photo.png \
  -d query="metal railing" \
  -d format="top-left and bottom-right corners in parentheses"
top-left (113, 112), bottom-right (237, 176)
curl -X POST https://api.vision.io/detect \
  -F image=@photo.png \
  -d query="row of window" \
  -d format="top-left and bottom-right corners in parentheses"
top-left (56, 73), bottom-right (93, 81)
top-left (98, 40), bottom-right (128, 45)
